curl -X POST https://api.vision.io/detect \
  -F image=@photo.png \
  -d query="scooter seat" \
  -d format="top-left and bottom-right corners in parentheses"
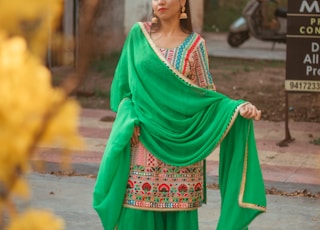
top-left (275, 8), bottom-right (287, 18)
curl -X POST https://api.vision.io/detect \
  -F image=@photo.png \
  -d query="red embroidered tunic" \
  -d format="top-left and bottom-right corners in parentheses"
top-left (123, 22), bottom-right (216, 211)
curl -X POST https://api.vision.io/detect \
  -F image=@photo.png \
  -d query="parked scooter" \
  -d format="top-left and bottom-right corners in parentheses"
top-left (227, 0), bottom-right (287, 48)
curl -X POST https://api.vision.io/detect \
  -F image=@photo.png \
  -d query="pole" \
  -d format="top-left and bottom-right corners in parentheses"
top-left (277, 91), bottom-right (295, 147)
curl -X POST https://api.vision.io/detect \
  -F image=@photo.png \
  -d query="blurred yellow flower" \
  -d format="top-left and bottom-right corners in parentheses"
top-left (0, 1), bottom-right (88, 229)
top-left (0, 32), bottom-right (82, 194)
top-left (0, 0), bottom-right (63, 57)
top-left (5, 209), bottom-right (65, 230)
top-left (11, 178), bottom-right (30, 200)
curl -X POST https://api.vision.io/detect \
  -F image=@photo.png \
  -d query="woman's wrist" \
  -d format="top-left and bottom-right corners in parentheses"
top-left (239, 103), bottom-right (261, 120)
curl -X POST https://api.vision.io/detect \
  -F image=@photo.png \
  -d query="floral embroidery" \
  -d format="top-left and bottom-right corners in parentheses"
top-left (123, 142), bottom-right (204, 210)
top-left (178, 184), bottom-right (188, 193)
top-left (142, 183), bottom-right (152, 191)
top-left (195, 183), bottom-right (202, 191)
top-left (158, 184), bottom-right (170, 193)
top-left (127, 180), bottom-right (134, 189)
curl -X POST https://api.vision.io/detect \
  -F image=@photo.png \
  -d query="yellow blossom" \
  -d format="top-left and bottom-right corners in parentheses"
top-left (0, 33), bottom-right (83, 195)
top-left (0, 1), bottom-right (86, 229)
top-left (0, 0), bottom-right (63, 57)
top-left (5, 209), bottom-right (65, 230)
top-left (11, 178), bottom-right (30, 200)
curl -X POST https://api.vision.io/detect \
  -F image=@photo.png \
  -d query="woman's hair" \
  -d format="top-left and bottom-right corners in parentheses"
top-left (151, 0), bottom-right (193, 34)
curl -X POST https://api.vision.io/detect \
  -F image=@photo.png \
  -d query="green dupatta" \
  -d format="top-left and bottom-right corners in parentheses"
top-left (93, 22), bottom-right (266, 230)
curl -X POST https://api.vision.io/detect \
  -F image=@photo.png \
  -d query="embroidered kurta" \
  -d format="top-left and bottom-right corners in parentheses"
top-left (123, 22), bottom-right (216, 211)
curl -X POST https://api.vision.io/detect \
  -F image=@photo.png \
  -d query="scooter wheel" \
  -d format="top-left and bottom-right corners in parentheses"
top-left (227, 32), bottom-right (249, 48)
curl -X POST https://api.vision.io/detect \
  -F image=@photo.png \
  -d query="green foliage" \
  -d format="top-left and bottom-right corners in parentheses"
top-left (94, 89), bottom-right (109, 98)
top-left (204, 0), bottom-right (248, 32)
top-left (91, 52), bottom-right (121, 78)
top-left (310, 137), bottom-right (320, 145)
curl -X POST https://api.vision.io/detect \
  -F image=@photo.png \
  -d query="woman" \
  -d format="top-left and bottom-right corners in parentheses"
top-left (93, 0), bottom-right (266, 229)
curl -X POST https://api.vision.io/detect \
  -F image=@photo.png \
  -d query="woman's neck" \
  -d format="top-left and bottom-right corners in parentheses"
top-left (150, 20), bottom-right (190, 49)
top-left (158, 19), bottom-right (183, 36)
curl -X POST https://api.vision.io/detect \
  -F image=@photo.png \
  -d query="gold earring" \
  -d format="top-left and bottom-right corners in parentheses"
top-left (180, 6), bottom-right (187, 19)
top-left (151, 16), bottom-right (159, 24)
top-left (152, 11), bottom-right (159, 24)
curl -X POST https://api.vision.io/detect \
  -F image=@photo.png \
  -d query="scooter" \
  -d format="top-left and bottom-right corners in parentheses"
top-left (227, 0), bottom-right (287, 48)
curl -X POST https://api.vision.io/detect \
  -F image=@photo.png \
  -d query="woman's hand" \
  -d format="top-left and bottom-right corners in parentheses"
top-left (239, 103), bottom-right (262, 121)
top-left (130, 126), bottom-right (140, 147)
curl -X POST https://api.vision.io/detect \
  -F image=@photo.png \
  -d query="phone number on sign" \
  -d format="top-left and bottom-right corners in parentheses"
top-left (285, 80), bottom-right (320, 92)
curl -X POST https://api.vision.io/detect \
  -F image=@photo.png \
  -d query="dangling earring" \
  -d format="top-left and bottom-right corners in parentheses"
top-left (151, 11), bottom-right (159, 24)
top-left (180, 5), bottom-right (188, 19)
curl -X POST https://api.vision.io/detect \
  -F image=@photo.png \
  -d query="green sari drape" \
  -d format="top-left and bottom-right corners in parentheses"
top-left (93, 22), bottom-right (266, 230)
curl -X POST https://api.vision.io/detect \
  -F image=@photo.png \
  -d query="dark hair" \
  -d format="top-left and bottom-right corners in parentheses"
top-left (151, 0), bottom-right (193, 34)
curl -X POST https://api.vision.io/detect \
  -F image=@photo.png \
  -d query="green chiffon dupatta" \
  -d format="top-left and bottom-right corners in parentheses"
top-left (93, 22), bottom-right (266, 230)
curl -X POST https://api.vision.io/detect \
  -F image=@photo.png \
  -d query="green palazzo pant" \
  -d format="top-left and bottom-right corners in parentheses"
top-left (118, 207), bottom-right (199, 230)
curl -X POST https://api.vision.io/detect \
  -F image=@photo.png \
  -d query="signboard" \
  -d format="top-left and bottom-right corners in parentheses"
top-left (286, 0), bottom-right (320, 92)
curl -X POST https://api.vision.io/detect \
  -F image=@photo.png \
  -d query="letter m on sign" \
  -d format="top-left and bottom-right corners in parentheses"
top-left (299, 0), bottom-right (320, 13)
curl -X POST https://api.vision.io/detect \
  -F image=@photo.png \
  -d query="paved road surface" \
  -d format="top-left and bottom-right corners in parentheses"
top-left (28, 173), bottom-right (320, 230)
top-left (203, 33), bottom-right (286, 61)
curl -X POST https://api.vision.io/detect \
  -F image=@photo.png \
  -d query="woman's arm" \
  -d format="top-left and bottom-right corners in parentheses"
top-left (190, 38), bottom-right (216, 90)
top-left (194, 37), bottom-right (261, 120)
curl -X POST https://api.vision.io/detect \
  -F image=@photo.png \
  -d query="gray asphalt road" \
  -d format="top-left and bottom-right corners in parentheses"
top-left (203, 32), bottom-right (286, 61)
top-left (25, 173), bottom-right (320, 230)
